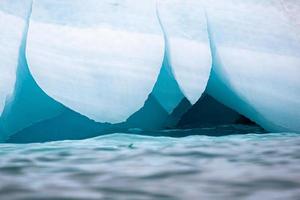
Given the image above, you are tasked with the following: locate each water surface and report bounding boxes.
[0,132,300,200]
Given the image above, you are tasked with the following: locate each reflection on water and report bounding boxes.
[0,132,300,200]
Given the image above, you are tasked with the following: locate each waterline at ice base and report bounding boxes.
[0,0,299,143]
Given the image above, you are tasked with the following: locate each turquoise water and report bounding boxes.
[0,132,300,200]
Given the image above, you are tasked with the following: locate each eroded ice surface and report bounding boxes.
[27,0,165,123]
[0,0,31,114]
[151,53,184,114]
[204,0,300,132]
[0,0,67,142]
[157,0,211,104]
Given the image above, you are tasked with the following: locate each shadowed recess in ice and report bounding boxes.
[7,91,265,143]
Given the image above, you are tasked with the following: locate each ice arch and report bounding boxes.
[26,0,165,123]
[203,0,300,132]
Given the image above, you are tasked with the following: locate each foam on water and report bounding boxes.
[0,132,300,200]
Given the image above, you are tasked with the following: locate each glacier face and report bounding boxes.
[0,0,300,142]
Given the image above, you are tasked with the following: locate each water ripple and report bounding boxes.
[0,133,300,199]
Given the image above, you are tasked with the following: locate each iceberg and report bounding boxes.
[1,0,300,142]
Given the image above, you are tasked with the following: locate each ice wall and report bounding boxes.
[203,0,300,132]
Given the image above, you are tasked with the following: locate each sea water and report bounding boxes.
[0,132,300,200]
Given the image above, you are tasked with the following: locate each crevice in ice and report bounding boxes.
[153,0,186,113]
[150,52,185,114]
